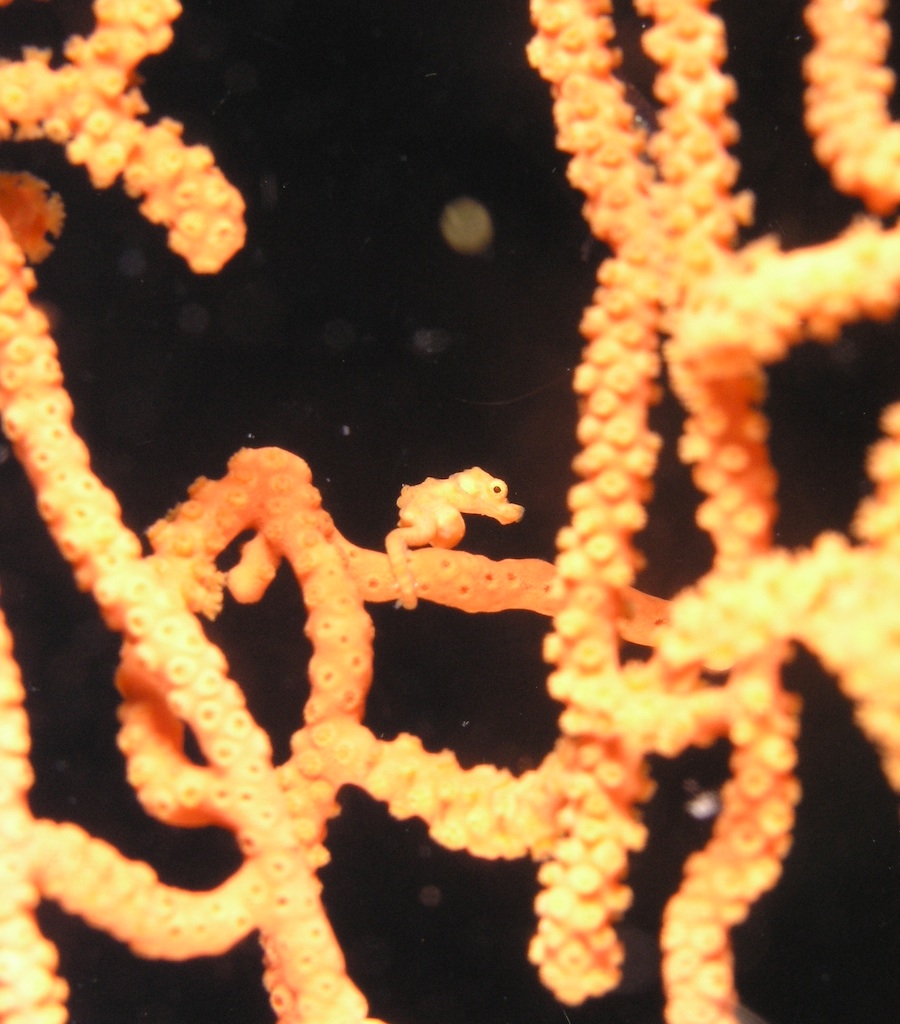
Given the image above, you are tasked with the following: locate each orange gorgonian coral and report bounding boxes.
[0,1,898,1024]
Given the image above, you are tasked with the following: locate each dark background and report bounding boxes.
[0,1,898,1022]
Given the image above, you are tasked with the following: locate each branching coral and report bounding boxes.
[0,2,897,1024]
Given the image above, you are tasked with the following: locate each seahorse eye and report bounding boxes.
[490,480,507,498]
